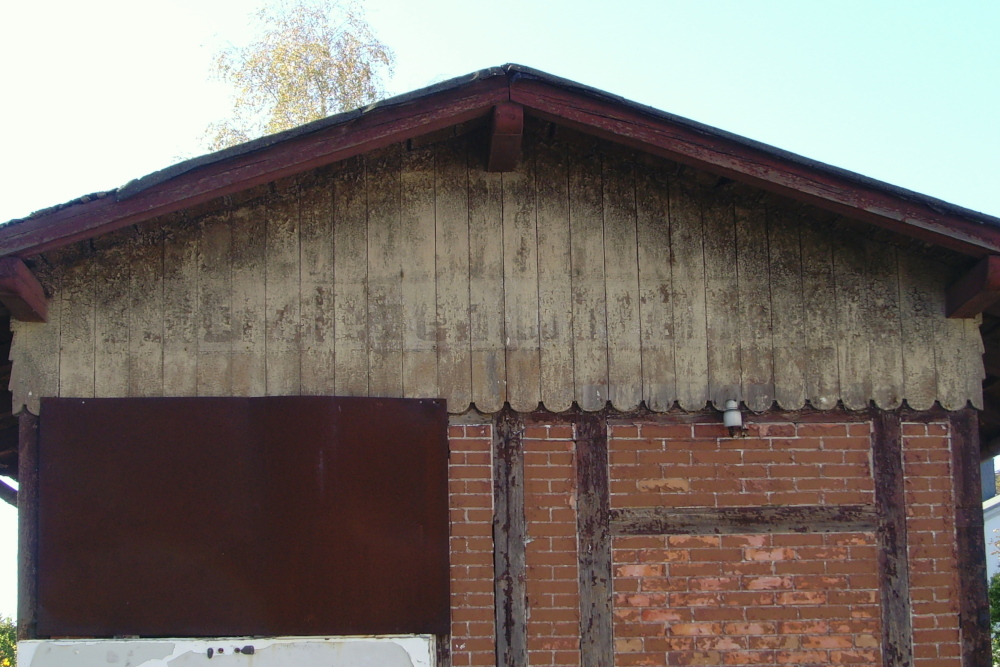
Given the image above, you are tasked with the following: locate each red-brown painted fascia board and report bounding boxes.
[509,77,1000,257]
[3,64,999,259]
[0,75,509,258]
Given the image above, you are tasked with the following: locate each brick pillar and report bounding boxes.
[525,423,581,667]
[449,423,496,666]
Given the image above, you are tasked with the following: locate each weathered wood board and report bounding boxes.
[9,125,983,415]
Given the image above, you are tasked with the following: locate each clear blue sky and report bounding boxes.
[0,0,998,617]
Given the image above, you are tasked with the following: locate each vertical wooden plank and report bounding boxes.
[265,187,302,396]
[196,211,233,397]
[401,143,440,399]
[603,150,642,412]
[832,230,871,411]
[768,208,806,410]
[576,411,612,667]
[799,220,840,409]
[897,252,939,411]
[872,411,913,667]
[17,411,39,641]
[10,261,61,414]
[162,218,199,396]
[58,251,96,397]
[534,130,574,413]
[735,197,774,412]
[502,146,541,413]
[299,172,336,395]
[950,409,990,667]
[435,137,472,411]
[494,409,527,667]
[636,165,675,412]
[866,240,904,410]
[702,189,740,410]
[965,315,985,411]
[333,157,369,397]
[128,224,164,397]
[367,145,404,398]
[468,156,506,413]
[669,178,709,412]
[92,230,131,398]
[569,143,608,411]
[930,261,967,411]
[231,201,267,396]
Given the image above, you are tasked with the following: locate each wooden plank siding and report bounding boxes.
[9,125,984,416]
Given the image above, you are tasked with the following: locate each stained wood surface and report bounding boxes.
[872,412,913,667]
[611,504,877,535]
[569,138,608,411]
[703,187,739,410]
[298,171,336,396]
[950,410,991,666]
[575,412,612,667]
[17,411,39,640]
[603,151,642,412]
[493,410,527,667]
[332,158,368,397]
[635,165,675,412]
[670,178,709,411]
[534,132,574,412]
[767,208,805,410]
[10,128,982,415]
[502,141,540,412]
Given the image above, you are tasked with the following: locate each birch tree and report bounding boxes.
[204,0,394,150]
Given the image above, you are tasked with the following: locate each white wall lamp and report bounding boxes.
[723,399,744,436]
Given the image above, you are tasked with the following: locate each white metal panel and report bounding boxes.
[19,635,434,667]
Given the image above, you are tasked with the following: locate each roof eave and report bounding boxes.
[3,63,998,259]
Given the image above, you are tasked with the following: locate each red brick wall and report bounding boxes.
[608,420,881,667]
[525,424,581,667]
[902,421,961,667]
[448,424,495,667]
[447,416,964,667]
[608,421,874,509]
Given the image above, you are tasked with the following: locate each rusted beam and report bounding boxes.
[0,478,15,507]
[576,411,612,667]
[0,257,46,322]
[950,409,990,666]
[947,255,1000,318]
[610,504,877,535]
[872,411,913,667]
[486,103,523,172]
[493,409,527,667]
[17,410,39,641]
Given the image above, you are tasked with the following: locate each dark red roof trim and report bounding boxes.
[2,64,998,258]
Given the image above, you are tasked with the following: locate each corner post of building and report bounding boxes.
[17,410,39,641]
[493,407,527,667]
[950,408,990,666]
[871,409,913,666]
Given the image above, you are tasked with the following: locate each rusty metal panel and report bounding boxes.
[36,396,449,638]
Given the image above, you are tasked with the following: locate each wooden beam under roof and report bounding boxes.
[947,255,1000,318]
[0,257,47,322]
[487,102,523,172]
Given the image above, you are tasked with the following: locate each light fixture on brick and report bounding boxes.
[723,399,744,434]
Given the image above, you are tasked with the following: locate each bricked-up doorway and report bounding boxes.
[29,396,450,638]
[473,408,989,667]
